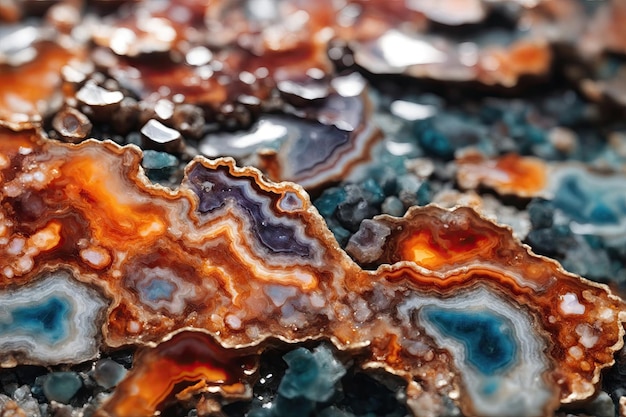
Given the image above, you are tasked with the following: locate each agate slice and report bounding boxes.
[0,39,80,130]
[200,73,382,190]
[352,30,552,88]
[456,152,626,243]
[0,131,623,417]
[0,269,107,367]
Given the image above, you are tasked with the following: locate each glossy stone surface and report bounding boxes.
[420,308,517,376]
[1,1,626,416]
[279,345,345,402]
[456,153,548,197]
[100,331,256,417]
[0,41,79,130]
[42,372,82,404]
[200,73,382,190]
[0,130,623,417]
[0,269,107,367]
[399,286,553,417]
[455,154,626,245]
[91,359,127,390]
[248,344,346,417]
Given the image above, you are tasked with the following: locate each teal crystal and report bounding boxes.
[315,188,347,217]
[248,344,346,417]
[141,150,178,182]
[360,178,385,205]
[92,359,128,389]
[279,345,345,401]
[42,372,82,404]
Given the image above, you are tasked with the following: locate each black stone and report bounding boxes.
[140,119,184,153]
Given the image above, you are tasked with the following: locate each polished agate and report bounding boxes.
[456,152,626,242]
[0,130,623,417]
[1,0,626,415]
[200,73,382,190]
[0,269,107,367]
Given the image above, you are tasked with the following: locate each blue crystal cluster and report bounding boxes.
[231,344,409,417]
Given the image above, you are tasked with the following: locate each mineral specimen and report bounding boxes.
[0,269,107,367]
[41,371,82,404]
[2,1,626,417]
[0,39,79,130]
[200,73,382,190]
[456,152,549,198]
[100,331,256,417]
[248,344,346,417]
[456,153,626,244]
[0,128,623,417]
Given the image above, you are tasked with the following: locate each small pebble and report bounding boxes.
[314,188,346,218]
[382,196,404,217]
[279,345,345,401]
[141,119,185,153]
[528,199,554,229]
[584,391,615,417]
[416,182,432,206]
[173,104,205,138]
[360,178,385,205]
[76,83,123,107]
[111,97,139,134]
[52,107,92,143]
[10,385,41,417]
[42,372,82,404]
[92,359,127,390]
[142,150,178,170]
[336,198,377,232]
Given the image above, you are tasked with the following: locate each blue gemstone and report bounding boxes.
[141,150,178,170]
[93,359,128,389]
[421,307,517,375]
[360,178,385,205]
[278,345,345,402]
[417,126,454,160]
[416,182,431,206]
[0,296,70,344]
[142,150,179,182]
